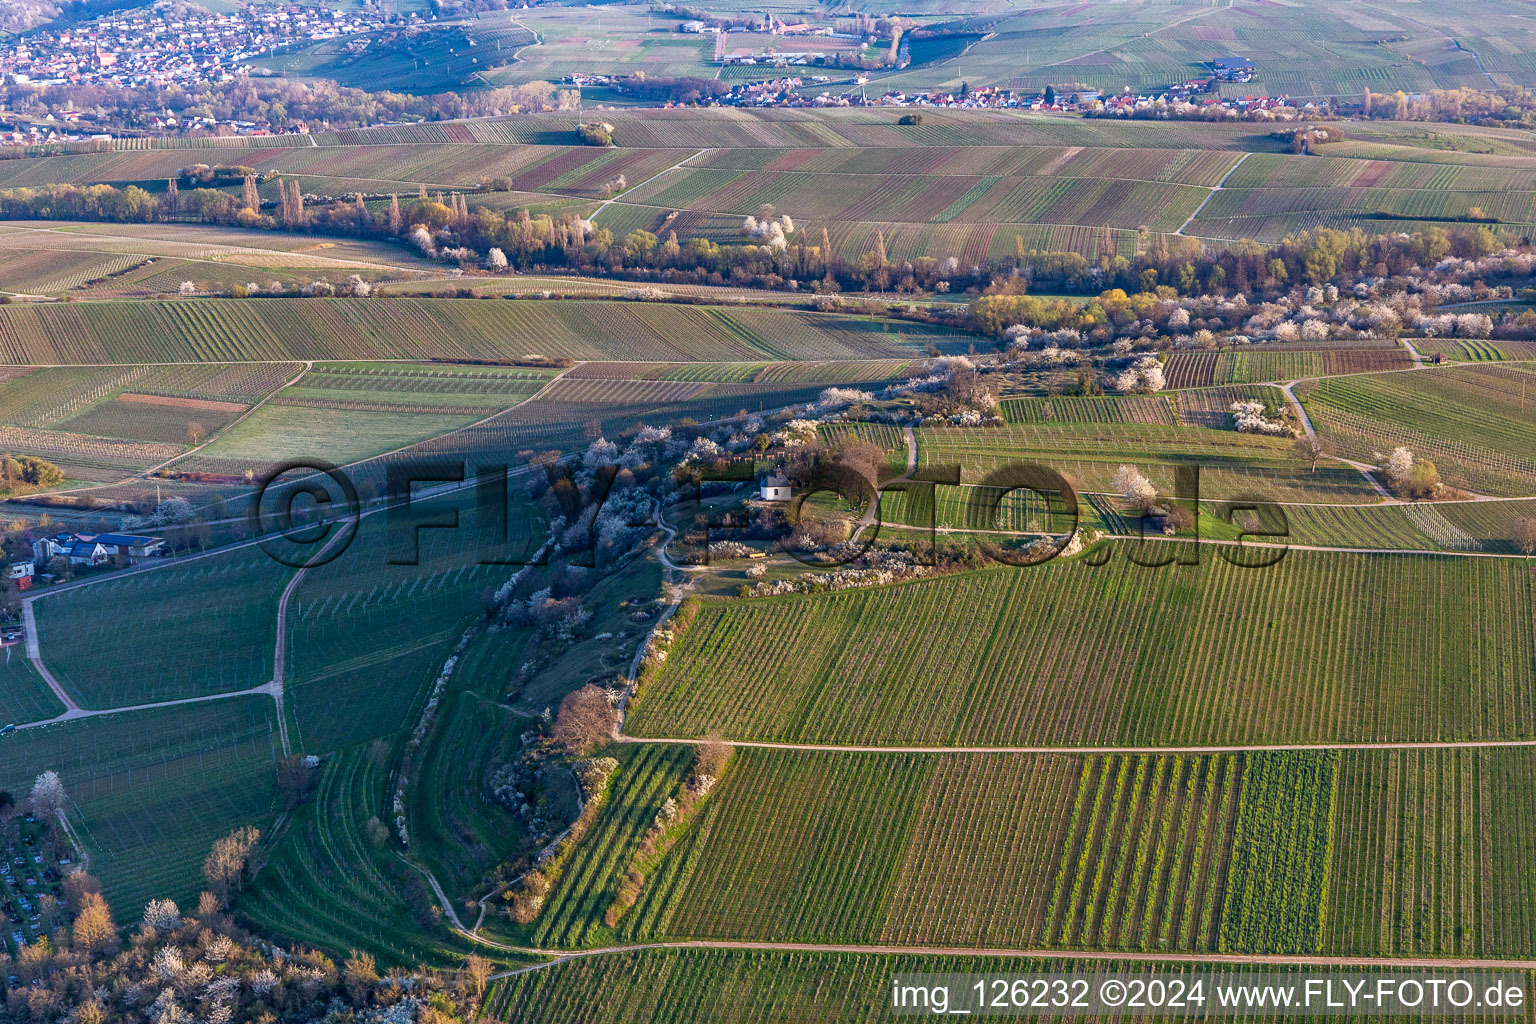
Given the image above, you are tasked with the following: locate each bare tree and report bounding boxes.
[72,891,117,955]
[1516,517,1536,557]
[203,826,260,906]
[1293,435,1332,473]
[551,684,618,756]
[275,754,317,809]
[343,950,378,1002]
[185,421,206,445]
[694,734,733,779]
[460,954,493,1001]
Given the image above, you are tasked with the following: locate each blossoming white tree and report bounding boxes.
[1114,464,1158,509]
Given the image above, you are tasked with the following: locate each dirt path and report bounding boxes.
[1176,152,1250,236]
[14,680,280,732]
[141,360,312,479]
[1279,379,1398,500]
[486,939,1536,982]
[53,808,90,871]
[852,425,919,541]
[265,526,353,758]
[591,151,709,222]
[617,733,1536,756]
[21,599,80,717]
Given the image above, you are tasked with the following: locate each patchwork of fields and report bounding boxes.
[3,97,1536,1007]
[14,111,1536,267]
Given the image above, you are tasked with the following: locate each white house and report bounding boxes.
[32,531,164,567]
[31,533,73,565]
[759,472,791,502]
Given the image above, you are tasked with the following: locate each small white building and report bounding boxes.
[759,472,791,502]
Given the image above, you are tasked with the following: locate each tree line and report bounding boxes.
[0,75,577,136]
[0,177,1520,314]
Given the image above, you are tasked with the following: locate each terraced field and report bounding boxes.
[238,744,493,966]
[405,633,532,897]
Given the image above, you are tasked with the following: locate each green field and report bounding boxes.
[278,361,556,414]
[1300,365,1536,495]
[1250,498,1536,554]
[182,403,482,474]
[0,299,973,364]
[914,423,1380,504]
[489,949,1536,1023]
[488,744,1536,959]
[630,551,1536,747]
[284,491,540,754]
[34,546,292,708]
[0,653,66,724]
[0,699,279,915]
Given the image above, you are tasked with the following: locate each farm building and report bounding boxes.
[1212,57,1255,82]
[32,531,164,566]
[759,472,791,501]
[86,533,166,559]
